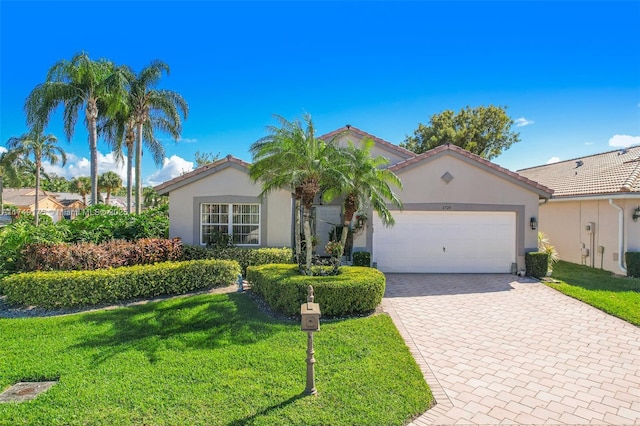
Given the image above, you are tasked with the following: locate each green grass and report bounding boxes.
[0,293,432,425]
[548,260,640,326]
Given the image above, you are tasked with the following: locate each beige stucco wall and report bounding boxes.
[331,133,409,166]
[389,155,542,270]
[538,197,640,274]
[167,166,292,247]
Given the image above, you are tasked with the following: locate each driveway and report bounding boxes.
[382,274,640,425]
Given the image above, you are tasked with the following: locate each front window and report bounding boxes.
[201,203,260,245]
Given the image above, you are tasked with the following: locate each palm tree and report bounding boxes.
[99,105,136,212]
[143,186,167,209]
[129,60,188,214]
[323,137,403,258]
[98,171,122,206]
[6,128,66,225]
[71,176,91,206]
[24,52,131,206]
[250,114,340,274]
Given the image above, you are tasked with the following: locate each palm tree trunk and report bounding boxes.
[34,160,41,226]
[302,206,313,275]
[135,123,143,214]
[294,197,302,265]
[87,99,99,206]
[0,175,3,214]
[126,143,134,213]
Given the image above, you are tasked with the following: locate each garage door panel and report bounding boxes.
[373,211,515,273]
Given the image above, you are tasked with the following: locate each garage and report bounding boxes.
[372,211,516,273]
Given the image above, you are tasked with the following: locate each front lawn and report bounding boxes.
[548,261,640,326]
[0,293,432,425]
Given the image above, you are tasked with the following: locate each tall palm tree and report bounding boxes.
[98,171,122,206]
[6,128,67,225]
[24,52,130,206]
[250,114,341,274]
[129,60,188,214]
[143,186,167,208]
[323,137,403,258]
[99,105,136,212]
[71,176,91,206]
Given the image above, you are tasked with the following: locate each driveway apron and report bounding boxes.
[382,274,640,425]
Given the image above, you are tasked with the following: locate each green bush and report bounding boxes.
[1,259,240,309]
[625,252,640,277]
[247,264,385,317]
[181,245,293,275]
[525,252,549,278]
[352,251,371,267]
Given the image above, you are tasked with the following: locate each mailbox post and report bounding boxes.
[301,285,320,395]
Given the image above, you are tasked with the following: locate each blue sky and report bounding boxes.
[1,1,639,186]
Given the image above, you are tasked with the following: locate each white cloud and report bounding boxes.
[0,146,7,154]
[178,137,198,143]
[515,117,534,127]
[546,156,560,164]
[585,142,594,145]
[42,151,127,181]
[146,155,194,187]
[608,134,640,148]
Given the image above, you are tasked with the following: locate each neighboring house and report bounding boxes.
[2,188,68,222]
[155,126,552,273]
[518,146,640,275]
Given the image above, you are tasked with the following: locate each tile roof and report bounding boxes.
[517,146,640,197]
[389,143,553,197]
[319,125,415,159]
[2,188,64,208]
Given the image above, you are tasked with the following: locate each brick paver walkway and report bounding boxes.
[383,274,640,425]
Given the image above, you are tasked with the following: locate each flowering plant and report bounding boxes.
[325,241,343,257]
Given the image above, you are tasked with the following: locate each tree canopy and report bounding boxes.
[400,105,521,160]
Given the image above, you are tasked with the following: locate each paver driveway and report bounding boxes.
[382,274,640,425]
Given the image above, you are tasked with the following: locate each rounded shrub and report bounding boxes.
[247,264,385,317]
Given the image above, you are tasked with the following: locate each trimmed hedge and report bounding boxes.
[525,252,549,278]
[181,245,293,275]
[1,259,240,309]
[625,252,640,277]
[16,238,183,272]
[247,264,385,317]
[352,251,371,267]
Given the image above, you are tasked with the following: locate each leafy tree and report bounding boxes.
[143,186,167,209]
[6,128,66,225]
[0,149,23,210]
[194,149,220,167]
[323,137,403,258]
[98,171,123,206]
[24,52,130,206]
[129,60,188,214]
[41,174,71,192]
[401,105,521,160]
[71,176,91,206]
[250,114,340,274]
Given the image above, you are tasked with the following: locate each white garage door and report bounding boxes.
[373,211,516,273]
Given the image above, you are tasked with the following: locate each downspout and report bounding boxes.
[609,199,627,274]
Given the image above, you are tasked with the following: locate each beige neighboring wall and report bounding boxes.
[539,197,639,274]
[166,166,292,247]
[393,154,543,270]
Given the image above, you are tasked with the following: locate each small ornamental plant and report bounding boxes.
[325,241,344,258]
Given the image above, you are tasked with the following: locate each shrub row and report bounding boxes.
[1,259,241,309]
[181,245,293,275]
[247,264,385,317]
[16,238,183,272]
[525,252,549,278]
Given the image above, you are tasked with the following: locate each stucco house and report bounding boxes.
[518,146,640,275]
[2,188,67,222]
[155,126,552,273]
